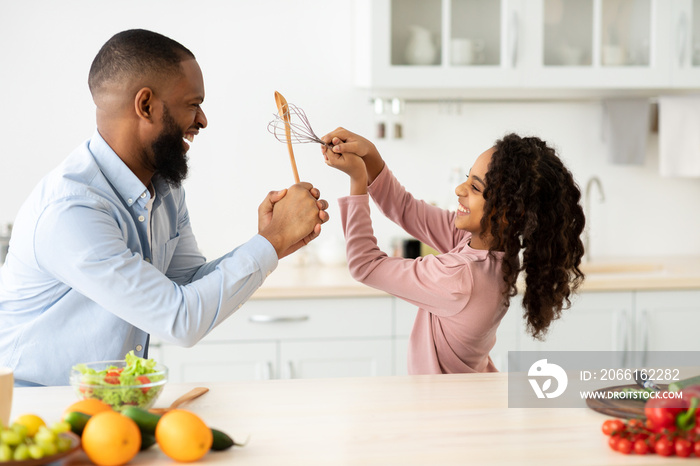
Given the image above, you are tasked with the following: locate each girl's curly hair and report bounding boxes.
[481,134,585,340]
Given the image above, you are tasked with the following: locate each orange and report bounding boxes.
[64,398,113,417]
[155,409,213,462]
[81,411,141,466]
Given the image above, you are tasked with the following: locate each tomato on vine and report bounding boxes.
[633,439,649,455]
[616,438,633,454]
[655,436,674,457]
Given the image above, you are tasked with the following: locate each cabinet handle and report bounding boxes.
[509,10,520,67]
[258,361,272,380]
[615,310,629,366]
[639,309,649,365]
[677,12,688,66]
[283,361,295,379]
[248,315,309,323]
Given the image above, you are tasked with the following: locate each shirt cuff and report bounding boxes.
[250,234,279,276]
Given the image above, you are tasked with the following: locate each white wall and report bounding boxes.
[2,0,699,263]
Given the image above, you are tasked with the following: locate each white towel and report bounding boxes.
[602,99,650,165]
[658,95,700,177]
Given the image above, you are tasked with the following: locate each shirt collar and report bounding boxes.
[88,129,172,207]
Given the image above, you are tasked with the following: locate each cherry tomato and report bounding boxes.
[627,419,643,429]
[675,438,693,458]
[136,375,151,394]
[693,441,700,457]
[608,435,621,451]
[616,438,633,454]
[105,369,123,384]
[655,437,674,457]
[633,439,649,455]
[602,419,625,436]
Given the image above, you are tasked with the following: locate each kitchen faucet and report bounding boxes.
[583,176,605,262]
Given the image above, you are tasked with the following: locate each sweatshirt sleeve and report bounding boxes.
[367,165,467,254]
[338,194,473,317]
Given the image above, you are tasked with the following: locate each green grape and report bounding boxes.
[50,420,71,434]
[0,429,22,446]
[34,425,56,445]
[57,435,72,453]
[13,443,29,461]
[40,440,57,456]
[10,422,28,440]
[28,443,44,460]
[0,443,12,462]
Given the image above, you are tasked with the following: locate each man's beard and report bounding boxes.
[150,106,189,188]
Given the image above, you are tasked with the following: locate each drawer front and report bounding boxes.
[204,297,393,341]
[394,299,418,337]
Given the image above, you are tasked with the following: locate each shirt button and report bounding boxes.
[145,257,151,263]
[138,215,145,222]
[127,198,133,205]
[136,345,143,352]
[141,192,147,198]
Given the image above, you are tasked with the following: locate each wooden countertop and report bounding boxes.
[12,373,681,465]
[252,256,700,299]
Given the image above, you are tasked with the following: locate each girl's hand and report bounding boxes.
[321,127,379,159]
[321,127,386,185]
[324,146,368,195]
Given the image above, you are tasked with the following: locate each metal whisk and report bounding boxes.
[267,101,327,146]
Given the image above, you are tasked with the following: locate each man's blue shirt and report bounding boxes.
[0,131,277,386]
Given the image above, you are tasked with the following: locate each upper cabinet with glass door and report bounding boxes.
[529,0,670,88]
[354,0,697,96]
[669,0,700,86]
[353,0,524,92]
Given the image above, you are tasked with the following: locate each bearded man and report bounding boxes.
[0,29,328,386]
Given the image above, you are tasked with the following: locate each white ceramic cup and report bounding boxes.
[602,45,626,66]
[0,367,13,427]
[451,38,485,66]
[451,38,475,65]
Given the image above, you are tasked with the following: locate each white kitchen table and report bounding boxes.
[11,373,681,465]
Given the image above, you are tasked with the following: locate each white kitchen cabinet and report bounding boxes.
[157,341,278,383]
[635,290,700,358]
[518,291,635,354]
[515,289,700,367]
[154,289,700,382]
[279,339,393,379]
[354,0,692,95]
[154,297,394,383]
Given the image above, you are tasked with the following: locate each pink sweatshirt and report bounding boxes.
[338,166,507,375]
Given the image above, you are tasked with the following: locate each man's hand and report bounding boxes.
[258,183,329,259]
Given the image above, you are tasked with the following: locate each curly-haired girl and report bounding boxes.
[321,128,585,374]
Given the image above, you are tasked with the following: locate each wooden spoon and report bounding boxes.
[274,91,301,183]
[149,387,209,414]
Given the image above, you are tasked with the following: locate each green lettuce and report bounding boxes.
[72,351,165,411]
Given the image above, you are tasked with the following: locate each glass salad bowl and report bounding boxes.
[69,358,168,412]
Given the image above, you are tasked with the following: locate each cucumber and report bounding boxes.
[63,411,91,436]
[669,375,700,392]
[211,428,236,451]
[139,433,157,451]
[121,406,162,436]
[121,406,239,451]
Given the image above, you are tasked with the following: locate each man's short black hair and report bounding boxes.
[88,29,195,96]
